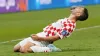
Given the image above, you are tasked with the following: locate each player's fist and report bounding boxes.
[31,34,39,41]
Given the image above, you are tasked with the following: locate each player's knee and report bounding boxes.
[20,50,26,53]
[13,45,20,52]
[14,48,17,52]
[20,47,27,53]
[13,47,17,52]
[27,48,33,53]
[20,49,26,53]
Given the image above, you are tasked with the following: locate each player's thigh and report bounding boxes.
[20,41,36,53]
[14,37,29,52]
[19,37,31,47]
[19,37,38,47]
[23,41,36,48]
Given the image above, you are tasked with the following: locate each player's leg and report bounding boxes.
[14,37,31,52]
[19,40,52,53]
[19,37,52,53]
[20,40,60,52]
[16,37,58,53]
[30,46,52,52]
[20,44,61,53]
[13,43,21,52]
[20,41,35,53]
[20,43,52,53]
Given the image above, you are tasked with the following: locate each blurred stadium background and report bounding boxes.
[0,0,100,56]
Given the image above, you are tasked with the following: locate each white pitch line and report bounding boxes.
[0,38,24,44]
[0,25,100,44]
[75,25,100,31]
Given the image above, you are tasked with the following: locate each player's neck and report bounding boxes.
[68,14,77,22]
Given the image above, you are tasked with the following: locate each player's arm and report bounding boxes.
[31,34,60,42]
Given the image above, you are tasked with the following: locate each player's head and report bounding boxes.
[70,6,88,21]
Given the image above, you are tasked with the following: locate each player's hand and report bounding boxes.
[31,34,39,41]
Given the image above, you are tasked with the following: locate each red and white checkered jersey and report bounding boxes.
[43,18,76,39]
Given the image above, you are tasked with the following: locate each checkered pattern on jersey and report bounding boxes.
[44,19,76,39]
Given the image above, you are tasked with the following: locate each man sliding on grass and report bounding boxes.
[14,6,88,53]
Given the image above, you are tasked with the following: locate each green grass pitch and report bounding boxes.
[0,5,100,56]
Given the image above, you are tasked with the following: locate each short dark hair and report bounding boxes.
[77,7,89,21]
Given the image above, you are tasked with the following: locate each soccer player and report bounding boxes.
[14,6,88,53]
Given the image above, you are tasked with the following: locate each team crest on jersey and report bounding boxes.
[61,30,68,36]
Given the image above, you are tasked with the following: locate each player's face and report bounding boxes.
[71,7,84,17]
